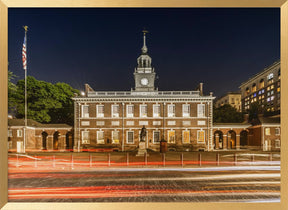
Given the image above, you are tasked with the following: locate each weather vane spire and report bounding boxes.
[142,29,148,53]
[23,25,28,32]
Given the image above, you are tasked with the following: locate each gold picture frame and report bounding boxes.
[1,0,287,209]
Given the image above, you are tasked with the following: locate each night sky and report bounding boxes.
[8,8,280,98]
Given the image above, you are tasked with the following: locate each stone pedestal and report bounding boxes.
[136,141,148,156]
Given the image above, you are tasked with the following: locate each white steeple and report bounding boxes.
[141,30,148,53]
[133,30,156,92]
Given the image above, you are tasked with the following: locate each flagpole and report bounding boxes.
[23,26,28,153]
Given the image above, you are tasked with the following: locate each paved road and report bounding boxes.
[8,166,280,202]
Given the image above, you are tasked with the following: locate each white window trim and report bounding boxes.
[140,104,148,118]
[97,105,104,118]
[153,131,160,144]
[197,104,205,118]
[126,105,134,118]
[81,130,90,144]
[8,130,13,137]
[167,130,175,144]
[275,139,280,148]
[265,128,271,136]
[182,104,190,117]
[17,129,22,137]
[197,130,205,143]
[112,131,120,144]
[126,131,134,144]
[275,128,280,136]
[182,130,190,144]
[97,130,105,144]
[168,104,175,117]
[81,105,89,118]
[111,104,119,118]
[153,104,160,117]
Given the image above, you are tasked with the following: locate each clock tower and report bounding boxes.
[133,30,156,92]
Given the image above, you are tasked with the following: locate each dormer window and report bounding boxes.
[252,83,256,92]
[259,79,264,89]
[245,87,250,96]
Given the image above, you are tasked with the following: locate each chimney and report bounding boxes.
[85,84,94,96]
[199,83,203,96]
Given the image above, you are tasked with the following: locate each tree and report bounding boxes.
[12,76,79,125]
[213,104,243,123]
[8,70,17,113]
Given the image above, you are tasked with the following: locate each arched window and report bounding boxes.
[259,79,264,89]
[245,87,250,96]
[252,83,257,92]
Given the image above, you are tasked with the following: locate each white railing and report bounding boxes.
[87,90,200,97]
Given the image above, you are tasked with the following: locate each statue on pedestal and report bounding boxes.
[140,125,146,142]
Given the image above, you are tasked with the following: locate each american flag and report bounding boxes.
[22,35,27,70]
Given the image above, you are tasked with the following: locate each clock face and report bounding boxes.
[141,78,148,86]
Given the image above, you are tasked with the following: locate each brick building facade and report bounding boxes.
[8,119,73,152]
[73,32,215,152]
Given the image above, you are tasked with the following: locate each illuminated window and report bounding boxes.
[252,83,257,92]
[153,104,160,117]
[182,104,190,117]
[182,130,190,144]
[168,130,175,143]
[168,104,175,117]
[111,105,119,118]
[112,131,119,144]
[277,87,280,92]
[97,131,104,144]
[267,73,274,80]
[97,105,104,118]
[82,131,90,144]
[140,104,148,117]
[126,105,134,118]
[259,79,265,89]
[197,130,205,143]
[265,128,271,135]
[17,130,22,137]
[82,105,89,118]
[245,87,250,96]
[271,85,274,89]
[197,104,205,118]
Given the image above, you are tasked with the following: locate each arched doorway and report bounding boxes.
[66,132,74,151]
[240,130,248,148]
[42,132,48,150]
[53,131,60,150]
[228,130,236,149]
[214,131,223,149]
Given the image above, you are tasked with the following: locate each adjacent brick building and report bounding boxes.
[8,119,73,152]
